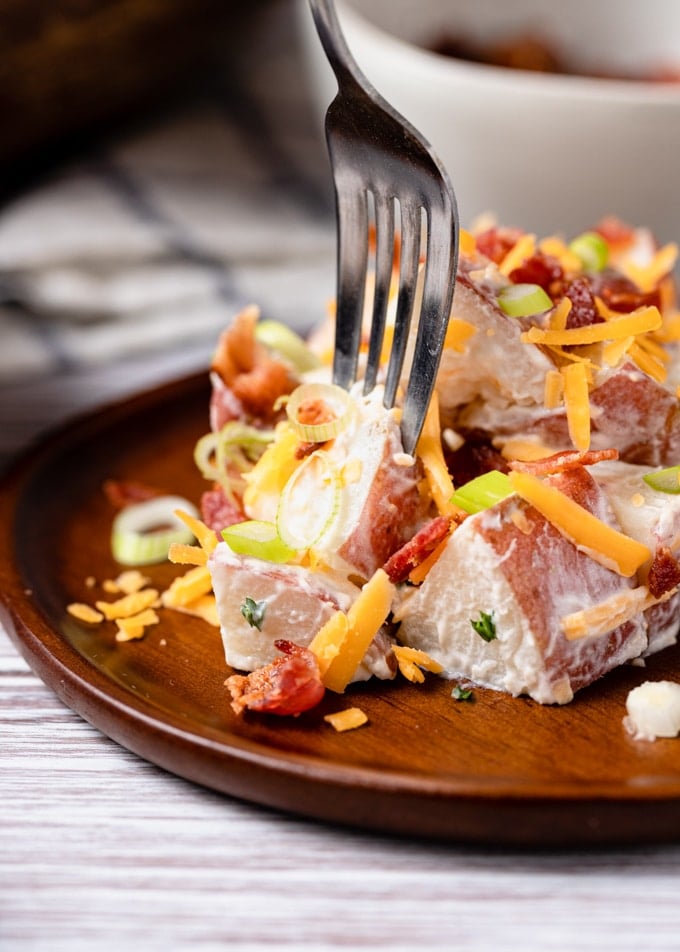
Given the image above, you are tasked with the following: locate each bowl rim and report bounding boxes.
[339,0,680,104]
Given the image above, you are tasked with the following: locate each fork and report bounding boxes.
[308,0,460,454]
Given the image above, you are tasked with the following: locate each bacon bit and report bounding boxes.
[103,479,164,509]
[509,448,618,476]
[475,226,524,265]
[200,486,245,532]
[211,307,297,421]
[297,397,336,427]
[594,216,635,251]
[648,546,680,599]
[563,276,603,328]
[508,252,563,292]
[591,272,661,313]
[231,358,297,420]
[295,440,321,460]
[383,515,455,583]
[226,640,325,716]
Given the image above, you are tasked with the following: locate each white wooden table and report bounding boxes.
[3,4,680,948]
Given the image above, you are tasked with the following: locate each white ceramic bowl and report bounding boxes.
[299,0,680,244]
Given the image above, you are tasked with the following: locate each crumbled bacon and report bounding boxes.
[509,448,619,477]
[383,515,455,583]
[648,546,680,599]
[102,479,164,509]
[200,486,245,532]
[509,252,563,293]
[226,640,325,716]
[563,276,603,328]
[593,215,635,251]
[475,226,524,265]
[591,272,662,313]
[211,306,298,422]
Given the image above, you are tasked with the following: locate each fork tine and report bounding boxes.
[400,203,458,454]
[332,183,369,389]
[363,191,395,393]
[383,200,421,409]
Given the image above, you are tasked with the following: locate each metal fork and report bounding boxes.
[308,0,460,454]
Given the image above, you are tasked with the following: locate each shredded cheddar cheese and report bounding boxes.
[538,237,581,274]
[309,568,395,693]
[161,566,213,608]
[415,392,459,517]
[547,297,572,331]
[95,588,160,620]
[507,470,651,577]
[560,361,591,452]
[115,608,160,643]
[561,587,673,641]
[444,317,476,352]
[393,645,443,683]
[168,542,208,566]
[543,369,563,410]
[522,306,662,346]
[66,603,104,625]
[175,509,218,555]
[460,229,476,256]
[498,233,536,276]
[619,242,678,293]
[323,708,368,732]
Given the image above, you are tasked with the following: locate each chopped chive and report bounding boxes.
[241,596,267,631]
[471,610,496,642]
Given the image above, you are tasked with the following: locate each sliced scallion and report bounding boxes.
[193,422,275,496]
[642,466,680,494]
[254,320,321,373]
[276,450,340,550]
[111,495,199,566]
[450,470,514,515]
[222,520,297,563]
[568,231,609,273]
[497,283,553,318]
[285,382,355,443]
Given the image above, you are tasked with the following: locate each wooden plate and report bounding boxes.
[3,373,680,848]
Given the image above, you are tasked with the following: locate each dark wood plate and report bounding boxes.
[3,372,680,847]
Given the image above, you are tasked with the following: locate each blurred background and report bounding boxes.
[0,0,336,466]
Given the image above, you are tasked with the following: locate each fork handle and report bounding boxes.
[307,0,367,94]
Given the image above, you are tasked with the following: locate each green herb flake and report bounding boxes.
[452,684,474,701]
[241,596,267,631]
[470,610,496,642]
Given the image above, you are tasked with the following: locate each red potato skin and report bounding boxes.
[476,466,646,696]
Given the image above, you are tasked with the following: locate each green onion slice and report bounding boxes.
[111,495,199,566]
[276,450,340,550]
[568,231,609,273]
[194,422,275,497]
[222,520,297,563]
[497,283,553,317]
[285,382,355,443]
[450,470,514,515]
[642,466,680,494]
[255,320,321,373]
